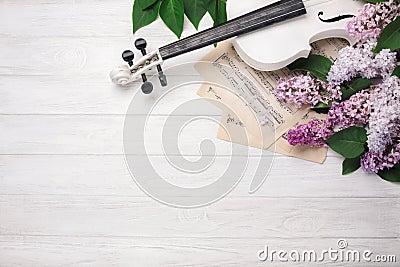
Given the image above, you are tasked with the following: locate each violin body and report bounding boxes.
[229,0,364,71]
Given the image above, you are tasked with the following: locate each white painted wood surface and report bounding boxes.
[0,0,399,266]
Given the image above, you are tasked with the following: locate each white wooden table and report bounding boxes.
[0,1,399,266]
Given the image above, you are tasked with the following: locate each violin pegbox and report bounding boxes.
[109,38,166,94]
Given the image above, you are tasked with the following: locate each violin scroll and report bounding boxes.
[109,38,166,93]
[110,65,132,86]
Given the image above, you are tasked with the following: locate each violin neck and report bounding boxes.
[159,0,306,61]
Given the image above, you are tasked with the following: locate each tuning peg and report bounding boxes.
[135,38,147,55]
[141,81,153,94]
[122,50,135,66]
[157,65,167,87]
[135,38,153,93]
[141,74,153,94]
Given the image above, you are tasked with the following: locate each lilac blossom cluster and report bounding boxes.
[286,90,372,147]
[325,89,372,131]
[281,1,400,175]
[275,74,341,108]
[367,76,400,154]
[327,40,397,85]
[346,0,400,41]
[287,79,400,174]
[286,119,331,147]
[361,142,400,173]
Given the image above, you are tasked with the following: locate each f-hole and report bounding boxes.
[318,11,355,23]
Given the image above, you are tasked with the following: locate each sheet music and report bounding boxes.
[196,38,348,163]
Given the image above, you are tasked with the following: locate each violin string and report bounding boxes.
[160,0,305,56]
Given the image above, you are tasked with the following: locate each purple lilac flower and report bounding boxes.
[325,89,372,131]
[367,76,400,153]
[275,74,341,108]
[346,0,400,41]
[287,118,332,147]
[327,40,397,86]
[361,142,400,173]
[287,90,373,147]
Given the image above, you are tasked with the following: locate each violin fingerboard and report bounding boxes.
[159,0,306,60]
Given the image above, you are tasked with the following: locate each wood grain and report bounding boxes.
[0,0,162,37]
[0,37,211,76]
[1,195,398,238]
[1,236,398,266]
[0,75,222,115]
[0,115,364,156]
[1,155,399,198]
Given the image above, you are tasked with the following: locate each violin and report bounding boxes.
[110,0,363,94]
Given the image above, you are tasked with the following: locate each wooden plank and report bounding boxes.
[0,195,398,238]
[0,115,272,155]
[0,0,214,77]
[0,115,342,156]
[0,37,212,76]
[0,75,222,115]
[0,115,125,154]
[0,235,399,266]
[0,0,200,38]
[0,155,398,198]
[0,76,140,114]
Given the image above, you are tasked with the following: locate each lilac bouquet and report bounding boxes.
[275,0,400,181]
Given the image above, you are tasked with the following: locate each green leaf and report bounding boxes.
[341,78,372,100]
[392,66,400,78]
[311,102,331,114]
[348,77,372,91]
[373,16,400,53]
[326,126,368,158]
[139,0,159,10]
[160,0,185,38]
[207,0,227,46]
[287,55,332,81]
[378,163,400,182]
[207,0,227,26]
[342,156,361,175]
[184,0,209,30]
[132,0,160,33]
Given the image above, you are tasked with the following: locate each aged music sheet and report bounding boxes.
[196,39,348,163]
